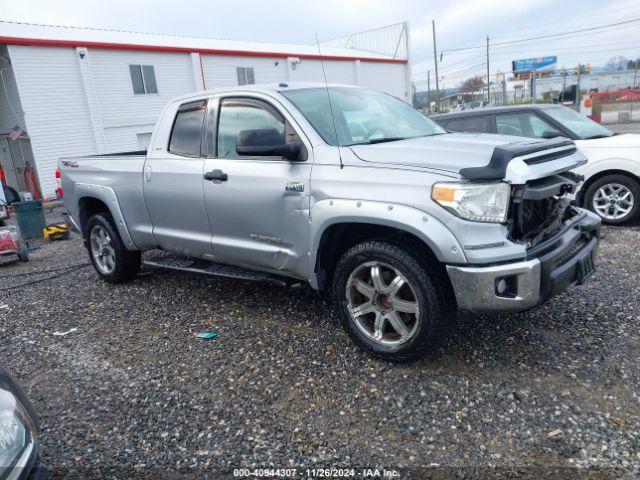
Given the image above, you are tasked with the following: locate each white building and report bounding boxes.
[0,21,410,199]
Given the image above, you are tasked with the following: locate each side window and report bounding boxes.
[168,100,207,157]
[445,116,490,133]
[496,112,555,138]
[217,98,289,158]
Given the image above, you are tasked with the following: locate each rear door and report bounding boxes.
[202,95,312,277]
[143,99,213,258]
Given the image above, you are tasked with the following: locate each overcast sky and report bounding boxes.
[2,0,639,91]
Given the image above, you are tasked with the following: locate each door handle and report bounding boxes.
[204,169,228,182]
[144,164,152,182]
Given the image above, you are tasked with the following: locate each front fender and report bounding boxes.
[309,199,466,288]
[75,183,138,251]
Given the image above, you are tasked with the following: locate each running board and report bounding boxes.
[143,255,291,287]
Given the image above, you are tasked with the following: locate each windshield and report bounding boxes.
[281,87,446,146]
[544,106,613,139]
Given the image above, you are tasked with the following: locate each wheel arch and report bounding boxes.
[309,200,466,290]
[75,184,138,251]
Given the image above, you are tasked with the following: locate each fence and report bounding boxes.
[416,66,640,123]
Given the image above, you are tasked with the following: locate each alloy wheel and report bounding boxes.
[90,225,116,275]
[592,183,634,221]
[345,261,420,346]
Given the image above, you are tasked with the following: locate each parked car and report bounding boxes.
[0,369,46,479]
[431,104,640,224]
[61,83,600,361]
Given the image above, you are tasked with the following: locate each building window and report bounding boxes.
[236,67,255,86]
[129,65,158,94]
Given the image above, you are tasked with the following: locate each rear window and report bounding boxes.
[445,116,491,133]
[168,100,207,157]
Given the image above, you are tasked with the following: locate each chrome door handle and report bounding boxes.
[204,170,228,182]
[144,164,152,182]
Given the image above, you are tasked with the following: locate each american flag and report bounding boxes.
[8,125,23,141]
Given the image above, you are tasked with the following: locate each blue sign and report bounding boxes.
[512,56,557,73]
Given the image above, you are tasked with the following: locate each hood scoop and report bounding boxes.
[460,137,576,181]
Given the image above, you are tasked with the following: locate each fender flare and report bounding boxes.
[75,183,138,251]
[309,199,466,288]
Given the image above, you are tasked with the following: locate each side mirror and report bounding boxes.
[541,129,564,139]
[236,128,301,160]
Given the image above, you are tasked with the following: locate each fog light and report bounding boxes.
[496,278,508,295]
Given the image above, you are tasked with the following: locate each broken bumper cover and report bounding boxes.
[446,210,601,313]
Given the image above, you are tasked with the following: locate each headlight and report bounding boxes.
[432,181,510,223]
[0,389,31,477]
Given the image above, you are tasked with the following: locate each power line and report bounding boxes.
[440,18,640,54]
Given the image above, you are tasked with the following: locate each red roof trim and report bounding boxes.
[0,35,408,64]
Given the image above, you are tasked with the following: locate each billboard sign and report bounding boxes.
[512,56,557,73]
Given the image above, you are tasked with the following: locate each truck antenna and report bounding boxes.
[315,34,344,169]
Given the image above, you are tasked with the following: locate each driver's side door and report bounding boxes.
[202,96,312,278]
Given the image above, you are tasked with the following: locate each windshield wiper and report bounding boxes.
[582,134,612,139]
[348,137,408,146]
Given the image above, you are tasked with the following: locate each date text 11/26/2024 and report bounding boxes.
[233,468,401,478]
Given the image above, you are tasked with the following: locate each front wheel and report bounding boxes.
[584,174,639,225]
[332,239,454,362]
[86,213,141,283]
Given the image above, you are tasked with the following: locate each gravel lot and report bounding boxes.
[1,207,639,479]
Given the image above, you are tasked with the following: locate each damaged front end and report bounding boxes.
[508,171,583,249]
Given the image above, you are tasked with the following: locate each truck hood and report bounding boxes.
[349,132,552,174]
[575,133,640,149]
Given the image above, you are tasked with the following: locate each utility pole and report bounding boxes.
[427,70,431,114]
[576,64,582,112]
[432,20,440,112]
[531,67,536,104]
[486,36,490,104]
[630,61,638,120]
[502,73,507,106]
[561,70,566,103]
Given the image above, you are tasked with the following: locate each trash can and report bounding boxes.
[13,200,46,239]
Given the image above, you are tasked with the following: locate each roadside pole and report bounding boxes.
[486,36,490,104]
[561,70,566,103]
[576,65,581,112]
[432,20,440,112]
[531,67,536,104]
[630,61,638,121]
[427,70,431,114]
[502,73,507,106]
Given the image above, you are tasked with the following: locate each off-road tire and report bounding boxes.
[584,174,640,225]
[332,238,455,362]
[86,213,140,283]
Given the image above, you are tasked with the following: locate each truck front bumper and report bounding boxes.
[446,210,601,314]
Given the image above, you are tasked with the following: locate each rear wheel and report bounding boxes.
[86,213,140,283]
[584,174,639,225]
[332,239,454,362]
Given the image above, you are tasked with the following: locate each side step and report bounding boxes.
[142,254,291,287]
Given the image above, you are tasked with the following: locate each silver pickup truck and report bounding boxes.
[61,83,601,361]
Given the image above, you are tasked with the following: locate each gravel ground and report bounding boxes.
[1,207,639,479]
